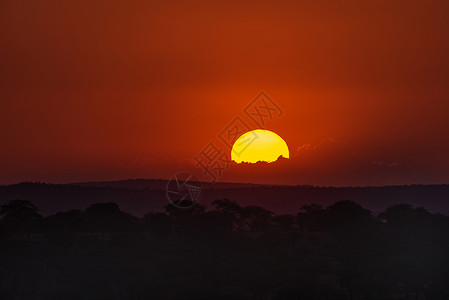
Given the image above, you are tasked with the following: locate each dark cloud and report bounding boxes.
[220,139,417,186]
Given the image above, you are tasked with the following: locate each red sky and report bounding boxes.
[1,0,449,185]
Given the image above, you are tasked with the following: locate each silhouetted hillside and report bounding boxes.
[0,182,165,216]
[1,181,449,216]
[207,184,449,215]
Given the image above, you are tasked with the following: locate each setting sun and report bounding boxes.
[231,129,289,163]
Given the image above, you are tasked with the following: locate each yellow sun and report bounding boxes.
[231,129,289,163]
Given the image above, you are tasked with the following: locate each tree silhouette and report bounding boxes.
[297,203,326,232]
[212,199,244,231]
[324,200,373,233]
[272,214,295,231]
[164,203,206,218]
[42,209,83,233]
[83,202,138,238]
[164,203,207,235]
[0,199,42,240]
[242,205,274,232]
[379,204,433,233]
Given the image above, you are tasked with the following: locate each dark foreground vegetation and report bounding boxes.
[1,199,449,299]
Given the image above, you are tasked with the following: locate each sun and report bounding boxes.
[231,129,289,163]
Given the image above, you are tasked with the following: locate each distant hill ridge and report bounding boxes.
[69,178,272,190]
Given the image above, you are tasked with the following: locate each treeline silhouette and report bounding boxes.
[3,182,449,216]
[1,199,449,299]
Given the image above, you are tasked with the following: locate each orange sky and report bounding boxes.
[1,0,449,185]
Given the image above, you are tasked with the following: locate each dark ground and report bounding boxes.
[1,197,449,299]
